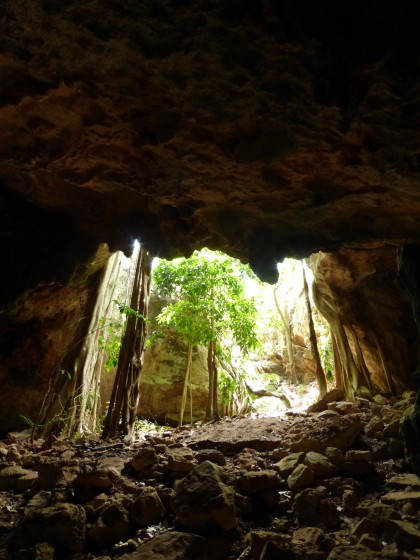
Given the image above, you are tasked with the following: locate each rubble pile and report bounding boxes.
[1,391,419,559]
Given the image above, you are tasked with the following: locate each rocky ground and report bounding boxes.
[1,390,420,560]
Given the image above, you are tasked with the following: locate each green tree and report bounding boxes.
[153,249,260,423]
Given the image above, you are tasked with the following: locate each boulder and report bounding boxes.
[88,502,131,548]
[238,470,281,495]
[276,452,305,477]
[172,461,236,533]
[287,464,315,490]
[304,452,338,478]
[15,503,86,554]
[129,486,165,527]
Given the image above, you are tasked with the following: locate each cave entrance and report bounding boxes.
[92,248,332,435]
[34,243,418,441]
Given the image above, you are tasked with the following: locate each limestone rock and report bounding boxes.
[304,452,338,478]
[387,473,420,489]
[276,452,305,477]
[345,450,372,462]
[384,519,420,552]
[130,447,158,472]
[196,449,226,466]
[294,488,340,529]
[70,469,113,491]
[15,503,86,554]
[166,447,197,473]
[238,469,280,495]
[342,488,359,516]
[288,415,362,452]
[381,490,420,505]
[287,464,315,490]
[246,530,291,558]
[117,531,231,560]
[172,460,236,533]
[327,401,356,415]
[292,527,324,547]
[323,447,345,466]
[0,466,37,491]
[326,545,383,559]
[88,502,131,548]
[307,390,346,413]
[129,486,165,527]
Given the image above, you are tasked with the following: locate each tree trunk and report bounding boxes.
[102,246,152,439]
[212,341,220,420]
[206,340,214,420]
[205,339,219,421]
[302,263,327,398]
[179,343,193,426]
[273,284,297,383]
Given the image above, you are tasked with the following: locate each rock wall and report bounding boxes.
[137,333,209,426]
[0,245,112,435]
[311,244,419,396]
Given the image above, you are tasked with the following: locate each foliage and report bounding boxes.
[320,339,334,382]
[98,315,124,372]
[98,300,159,372]
[153,249,260,351]
[153,250,260,416]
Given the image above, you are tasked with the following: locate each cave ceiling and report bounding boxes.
[1,0,420,302]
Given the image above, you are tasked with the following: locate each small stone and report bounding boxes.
[384,519,420,552]
[327,401,355,414]
[15,471,38,492]
[373,394,389,405]
[172,461,236,533]
[307,389,345,413]
[288,464,315,490]
[387,436,404,459]
[351,517,375,538]
[0,466,35,491]
[341,461,375,476]
[88,502,131,548]
[246,530,290,558]
[15,503,86,554]
[381,490,420,505]
[383,418,401,438]
[323,447,345,465]
[276,452,305,477]
[130,447,158,471]
[195,449,226,466]
[117,531,231,560]
[326,545,383,559]
[292,527,324,547]
[387,473,420,490]
[238,470,280,494]
[167,448,196,473]
[304,452,338,478]
[129,486,165,527]
[294,489,339,528]
[401,502,417,516]
[342,488,359,516]
[70,469,113,491]
[364,417,384,437]
[345,450,372,462]
[357,533,381,551]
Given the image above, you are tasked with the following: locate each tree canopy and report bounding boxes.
[153,249,260,420]
[153,249,259,351]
